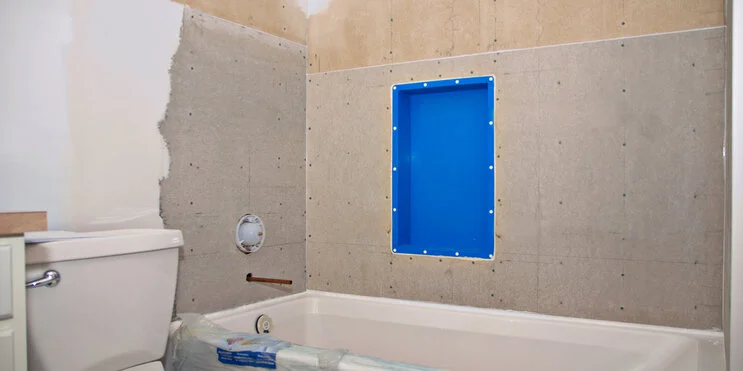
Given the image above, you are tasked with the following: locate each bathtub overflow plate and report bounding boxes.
[235,214,265,254]
[256,314,273,334]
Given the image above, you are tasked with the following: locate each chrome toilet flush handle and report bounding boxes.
[26,270,61,289]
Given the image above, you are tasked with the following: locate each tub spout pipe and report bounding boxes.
[246,273,292,285]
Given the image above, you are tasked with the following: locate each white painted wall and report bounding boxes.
[0,0,183,231]
[730,2,743,369]
[0,0,73,230]
[300,0,329,16]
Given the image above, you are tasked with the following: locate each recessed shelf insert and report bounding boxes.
[391,76,495,259]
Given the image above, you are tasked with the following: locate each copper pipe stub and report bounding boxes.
[246,273,293,285]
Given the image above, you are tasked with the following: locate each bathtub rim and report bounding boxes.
[170,290,724,371]
[189,290,722,342]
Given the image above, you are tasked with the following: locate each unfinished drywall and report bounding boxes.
[0,0,183,231]
[66,0,183,231]
[306,27,725,329]
[307,0,724,72]
[161,9,307,314]
[173,0,308,44]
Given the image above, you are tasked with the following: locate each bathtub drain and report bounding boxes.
[255,314,273,334]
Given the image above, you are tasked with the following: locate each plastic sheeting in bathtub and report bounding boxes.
[165,313,441,371]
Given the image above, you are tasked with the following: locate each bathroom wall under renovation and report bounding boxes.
[306,27,725,329]
[168,0,728,331]
[161,9,307,314]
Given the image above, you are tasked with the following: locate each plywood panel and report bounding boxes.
[390,0,487,63]
[174,0,307,44]
[161,9,306,313]
[624,0,723,36]
[308,0,723,72]
[0,212,46,236]
[306,28,725,328]
[492,0,541,51]
[534,0,623,48]
[307,1,392,72]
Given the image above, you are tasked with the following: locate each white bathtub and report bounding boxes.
[199,291,724,371]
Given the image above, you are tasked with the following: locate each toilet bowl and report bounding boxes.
[24,229,183,371]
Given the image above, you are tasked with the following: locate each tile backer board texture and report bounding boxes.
[161,8,306,314]
[307,0,723,72]
[306,27,725,329]
[173,0,308,44]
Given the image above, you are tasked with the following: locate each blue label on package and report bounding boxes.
[217,348,277,369]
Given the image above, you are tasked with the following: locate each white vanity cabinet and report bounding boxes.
[0,235,26,371]
[0,211,44,371]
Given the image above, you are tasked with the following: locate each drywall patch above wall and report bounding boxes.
[0,1,73,229]
[66,0,183,231]
[0,0,183,231]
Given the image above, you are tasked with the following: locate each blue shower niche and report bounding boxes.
[391,76,495,260]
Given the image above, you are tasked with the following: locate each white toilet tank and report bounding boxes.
[24,229,183,371]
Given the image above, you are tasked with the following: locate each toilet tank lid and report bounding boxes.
[25,229,183,264]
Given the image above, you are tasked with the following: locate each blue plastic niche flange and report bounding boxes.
[391,76,495,260]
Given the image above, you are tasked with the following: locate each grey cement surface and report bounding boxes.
[306,27,725,329]
[161,8,307,314]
